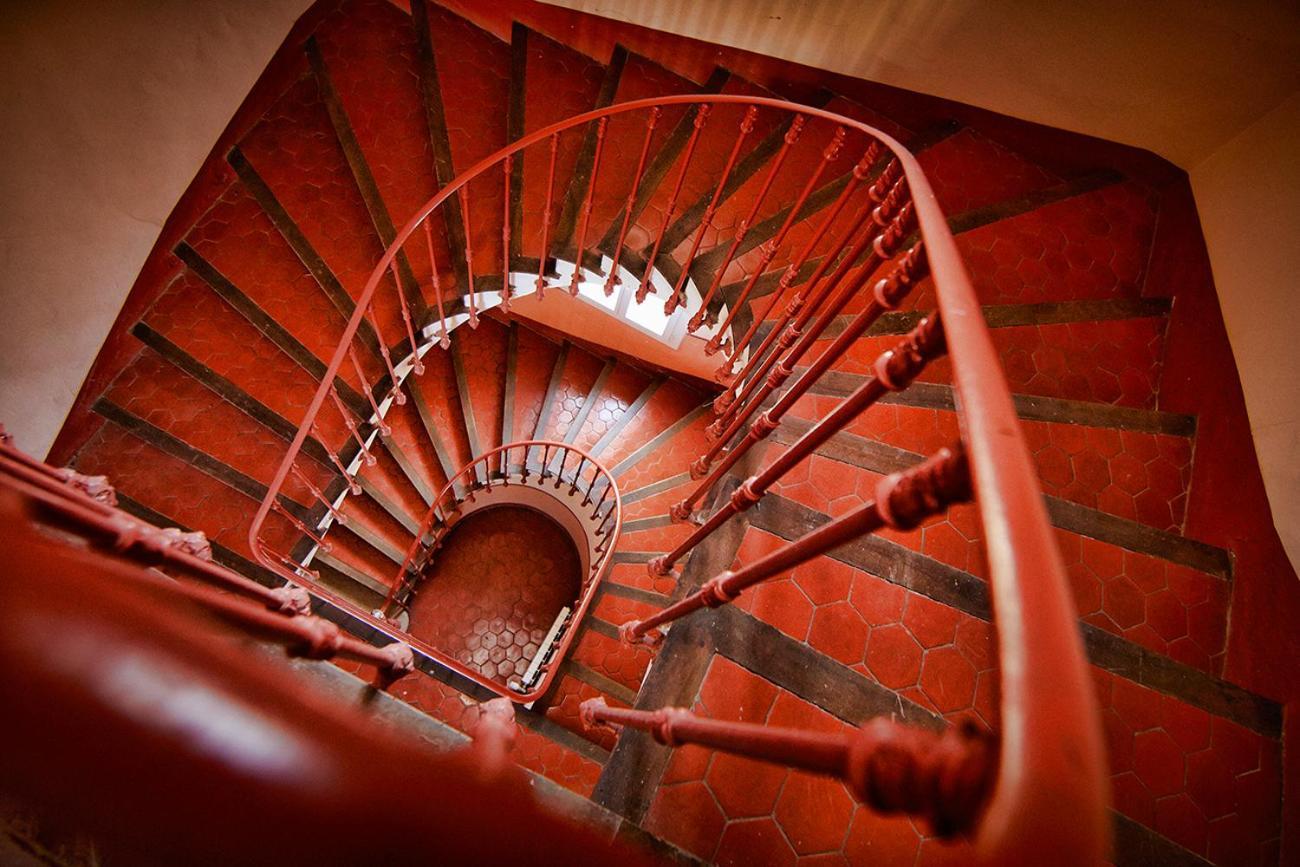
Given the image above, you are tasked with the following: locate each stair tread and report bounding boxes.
[537,345,606,443]
[571,362,654,456]
[818,314,1168,410]
[508,325,563,445]
[452,317,510,458]
[235,76,410,345]
[782,403,1193,537]
[72,422,297,561]
[102,346,335,510]
[515,24,607,259]
[183,184,377,392]
[914,125,1062,216]
[424,0,511,277]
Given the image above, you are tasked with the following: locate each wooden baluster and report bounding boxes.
[605,107,661,297]
[311,422,361,495]
[654,311,943,580]
[291,463,348,524]
[271,500,331,553]
[329,387,375,467]
[348,344,391,437]
[668,105,759,317]
[579,698,995,838]
[389,256,424,375]
[423,220,450,349]
[696,117,819,338]
[459,186,478,327]
[502,155,513,311]
[637,104,711,305]
[570,117,609,296]
[535,132,560,301]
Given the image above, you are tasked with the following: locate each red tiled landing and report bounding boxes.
[509,326,562,444]
[630,75,784,256]
[102,347,331,510]
[388,670,603,797]
[424,1,510,276]
[915,126,1060,217]
[236,77,409,348]
[922,181,1157,311]
[517,28,605,257]
[767,455,1229,675]
[73,422,297,560]
[570,362,652,455]
[580,53,696,251]
[1095,670,1281,863]
[823,315,1168,410]
[407,506,582,687]
[538,346,605,442]
[185,183,384,390]
[315,0,449,295]
[788,393,1193,533]
[598,378,704,471]
[728,529,997,729]
[454,317,509,455]
[405,342,472,470]
[716,97,891,291]
[642,655,976,865]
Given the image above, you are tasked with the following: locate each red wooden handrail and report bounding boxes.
[244,94,1108,863]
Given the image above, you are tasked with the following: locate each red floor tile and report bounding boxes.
[407,505,582,687]
[915,127,1060,217]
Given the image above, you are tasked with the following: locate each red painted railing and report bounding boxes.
[244,95,1107,863]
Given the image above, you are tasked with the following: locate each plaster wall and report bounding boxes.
[0,0,311,457]
[1189,92,1300,569]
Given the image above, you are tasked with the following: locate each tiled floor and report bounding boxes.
[642,655,977,865]
[407,505,582,687]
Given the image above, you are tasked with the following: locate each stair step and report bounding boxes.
[101,346,333,511]
[235,72,411,343]
[915,125,1062,216]
[419,0,511,277]
[511,23,607,264]
[451,317,510,458]
[404,342,474,478]
[535,345,608,443]
[72,421,297,561]
[506,324,563,446]
[314,0,445,314]
[819,312,1168,410]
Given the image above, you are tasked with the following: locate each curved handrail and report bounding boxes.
[383,439,620,618]
[247,95,1107,863]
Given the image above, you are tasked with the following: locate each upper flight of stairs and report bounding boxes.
[51,1,1286,864]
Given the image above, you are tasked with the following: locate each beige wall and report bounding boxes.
[1189,92,1300,567]
[0,0,311,457]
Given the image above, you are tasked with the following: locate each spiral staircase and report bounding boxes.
[11,0,1292,864]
